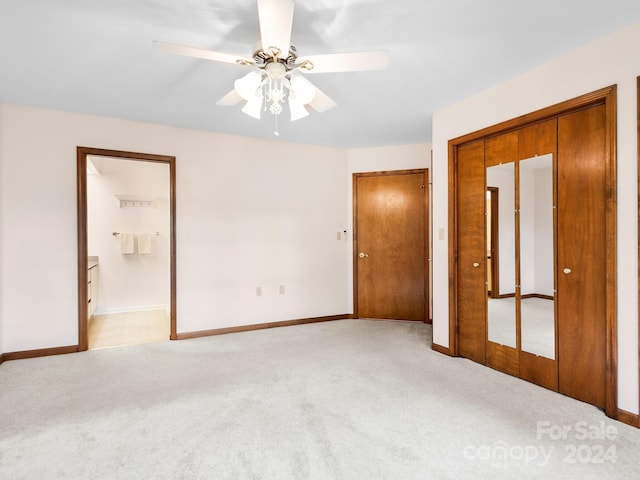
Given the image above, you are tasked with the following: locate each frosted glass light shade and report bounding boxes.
[290,75,316,105]
[242,93,263,119]
[234,71,263,101]
[289,93,309,121]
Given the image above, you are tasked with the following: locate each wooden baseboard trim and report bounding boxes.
[616,409,640,428]
[432,343,454,356]
[175,314,352,340]
[0,345,79,363]
[351,317,424,323]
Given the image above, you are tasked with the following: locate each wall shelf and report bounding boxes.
[114,194,156,208]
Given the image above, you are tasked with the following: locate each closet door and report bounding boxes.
[517,119,558,392]
[557,104,607,408]
[485,132,519,376]
[456,140,486,364]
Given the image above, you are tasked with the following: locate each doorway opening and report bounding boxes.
[77,147,177,351]
[486,187,499,299]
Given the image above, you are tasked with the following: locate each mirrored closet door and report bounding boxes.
[452,89,615,416]
[518,154,554,360]
[483,121,557,382]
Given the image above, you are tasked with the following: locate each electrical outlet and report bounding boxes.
[256,286,262,296]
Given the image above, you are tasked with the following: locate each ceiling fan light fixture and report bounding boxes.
[241,92,263,119]
[289,93,309,121]
[156,0,387,126]
[289,75,316,105]
[264,61,286,80]
[234,71,263,101]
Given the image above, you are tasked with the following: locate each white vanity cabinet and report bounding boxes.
[88,263,98,319]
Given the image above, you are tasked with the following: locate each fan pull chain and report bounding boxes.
[274,115,279,136]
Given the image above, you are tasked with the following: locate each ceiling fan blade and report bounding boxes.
[216,89,244,106]
[296,51,389,74]
[307,85,337,113]
[153,40,254,66]
[257,0,294,58]
[288,73,336,112]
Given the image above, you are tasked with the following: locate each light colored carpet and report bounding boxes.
[1,320,639,479]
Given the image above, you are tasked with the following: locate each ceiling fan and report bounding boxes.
[154,0,388,126]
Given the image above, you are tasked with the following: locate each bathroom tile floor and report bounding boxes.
[88,309,170,350]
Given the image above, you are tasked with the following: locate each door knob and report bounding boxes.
[359,252,369,258]
[473,262,480,268]
[563,268,572,274]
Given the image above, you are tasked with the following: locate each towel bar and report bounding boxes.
[112,231,160,237]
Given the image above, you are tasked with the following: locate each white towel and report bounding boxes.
[138,233,152,255]
[119,233,134,254]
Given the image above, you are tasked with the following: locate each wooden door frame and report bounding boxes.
[77,147,177,351]
[637,76,640,427]
[448,86,617,418]
[487,187,500,298]
[352,169,430,322]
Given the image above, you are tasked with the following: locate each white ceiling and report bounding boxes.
[2,0,640,148]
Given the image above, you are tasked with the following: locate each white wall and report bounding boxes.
[0,103,4,355]
[87,159,170,314]
[0,104,349,351]
[532,166,553,296]
[432,22,640,413]
[347,144,431,312]
[486,164,516,295]
[348,144,431,174]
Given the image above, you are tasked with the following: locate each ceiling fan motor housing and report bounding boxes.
[253,47,298,70]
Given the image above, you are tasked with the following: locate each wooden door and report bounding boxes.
[557,104,607,408]
[456,141,487,363]
[450,87,616,416]
[354,171,428,321]
[517,118,559,392]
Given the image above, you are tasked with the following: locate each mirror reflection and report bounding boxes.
[486,162,516,348]
[519,154,555,359]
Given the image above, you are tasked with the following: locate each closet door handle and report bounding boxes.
[473,262,480,268]
[563,268,572,274]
